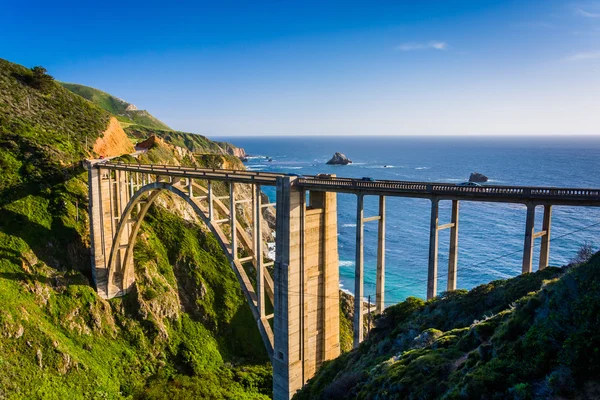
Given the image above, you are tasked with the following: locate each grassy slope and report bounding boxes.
[296,259,600,400]
[60,83,172,131]
[61,83,244,156]
[0,59,270,399]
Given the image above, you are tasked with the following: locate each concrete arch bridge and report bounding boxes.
[86,161,600,399]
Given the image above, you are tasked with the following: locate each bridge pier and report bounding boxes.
[447,200,459,291]
[273,177,340,399]
[376,196,386,314]
[522,204,553,273]
[427,199,460,300]
[539,205,552,270]
[353,194,364,348]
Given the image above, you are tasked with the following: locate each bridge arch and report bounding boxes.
[87,163,343,399]
[105,181,225,298]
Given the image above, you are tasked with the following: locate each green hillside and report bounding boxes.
[61,82,172,131]
[0,58,270,398]
[296,258,600,400]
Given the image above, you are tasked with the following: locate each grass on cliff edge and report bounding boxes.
[296,257,600,400]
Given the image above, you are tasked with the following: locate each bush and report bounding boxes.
[29,66,54,91]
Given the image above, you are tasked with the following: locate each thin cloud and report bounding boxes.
[576,7,600,17]
[396,41,448,51]
[565,51,600,61]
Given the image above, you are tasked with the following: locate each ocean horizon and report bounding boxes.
[219,135,600,306]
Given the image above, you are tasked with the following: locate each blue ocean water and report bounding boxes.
[220,136,600,306]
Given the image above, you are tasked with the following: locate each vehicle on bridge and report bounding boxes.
[316,173,334,179]
[457,181,482,187]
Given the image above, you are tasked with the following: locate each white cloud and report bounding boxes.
[576,7,600,17]
[396,41,448,51]
[565,51,600,61]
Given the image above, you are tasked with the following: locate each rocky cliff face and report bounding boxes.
[92,116,135,157]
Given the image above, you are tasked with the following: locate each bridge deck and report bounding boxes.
[99,162,600,206]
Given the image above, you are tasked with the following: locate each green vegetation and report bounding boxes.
[296,259,600,399]
[0,58,270,399]
[127,125,241,155]
[61,83,172,131]
[61,82,245,157]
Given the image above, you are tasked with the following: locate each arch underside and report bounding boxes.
[106,179,275,356]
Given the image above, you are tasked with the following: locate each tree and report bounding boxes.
[29,66,54,91]
[570,241,595,266]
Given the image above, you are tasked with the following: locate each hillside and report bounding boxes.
[0,58,270,398]
[296,258,600,400]
[61,82,247,158]
[61,82,172,131]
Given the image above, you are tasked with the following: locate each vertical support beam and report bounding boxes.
[273,176,304,399]
[447,200,460,291]
[375,196,386,314]
[88,164,108,298]
[188,177,193,198]
[230,182,237,259]
[208,181,214,221]
[299,189,306,385]
[353,194,364,348]
[427,198,439,300]
[129,171,134,198]
[522,203,536,274]
[255,184,265,318]
[539,205,552,270]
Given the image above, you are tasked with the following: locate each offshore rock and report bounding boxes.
[469,172,488,183]
[326,152,352,165]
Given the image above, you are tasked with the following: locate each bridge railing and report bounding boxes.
[296,177,600,200]
[98,161,600,200]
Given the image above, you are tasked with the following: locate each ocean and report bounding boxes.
[218,136,600,306]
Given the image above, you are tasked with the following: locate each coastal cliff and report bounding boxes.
[296,258,600,399]
[0,58,270,398]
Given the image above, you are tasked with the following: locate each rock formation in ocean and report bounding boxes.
[326,152,352,165]
[469,172,488,183]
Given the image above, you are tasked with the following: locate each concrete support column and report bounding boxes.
[273,177,340,399]
[353,194,364,348]
[230,182,237,259]
[254,184,265,318]
[447,200,459,291]
[188,178,193,198]
[375,196,386,314]
[88,165,107,298]
[129,171,134,198]
[427,198,439,300]
[208,181,214,221]
[539,205,552,270]
[522,204,536,274]
[273,177,303,399]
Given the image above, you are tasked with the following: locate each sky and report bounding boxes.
[2,0,600,136]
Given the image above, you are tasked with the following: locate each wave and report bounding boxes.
[283,166,303,170]
[339,260,355,267]
[415,167,429,170]
[342,223,356,228]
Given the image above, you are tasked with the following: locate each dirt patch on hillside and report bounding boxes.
[93,117,134,157]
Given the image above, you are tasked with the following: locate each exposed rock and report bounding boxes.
[469,172,488,183]
[36,349,43,369]
[326,152,352,165]
[135,135,159,150]
[93,117,135,157]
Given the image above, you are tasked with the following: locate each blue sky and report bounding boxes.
[2,0,600,136]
